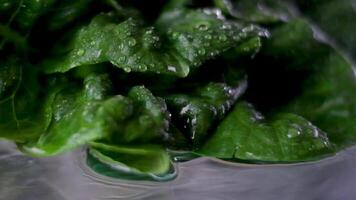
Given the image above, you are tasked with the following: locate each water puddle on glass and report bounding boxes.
[2,140,356,200]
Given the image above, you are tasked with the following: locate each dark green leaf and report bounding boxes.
[199,102,334,162]
[0,59,45,142]
[296,0,356,60]
[166,68,247,147]
[0,0,55,30]
[0,25,27,51]
[215,0,293,24]
[15,0,55,30]
[46,0,94,31]
[256,19,356,148]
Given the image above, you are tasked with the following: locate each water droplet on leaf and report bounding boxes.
[168,66,177,72]
[204,34,212,40]
[222,24,232,30]
[233,35,240,41]
[198,48,206,55]
[77,49,85,56]
[219,35,227,42]
[118,56,126,62]
[196,24,209,31]
[123,67,132,73]
[128,38,137,46]
[171,32,180,39]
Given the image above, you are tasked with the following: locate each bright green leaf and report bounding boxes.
[89,142,172,177]
[43,9,267,77]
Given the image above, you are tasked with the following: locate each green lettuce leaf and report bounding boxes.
[88,142,173,179]
[1,0,356,181]
[0,59,46,142]
[0,0,56,51]
[0,0,55,29]
[43,8,267,77]
[215,0,293,24]
[0,24,27,51]
[199,102,334,162]
[254,19,356,148]
[46,0,94,31]
[199,18,355,162]
[296,0,356,60]
[19,78,171,156]
[166,68,247,147]
[109,85,171,145]
[19,74,121,156]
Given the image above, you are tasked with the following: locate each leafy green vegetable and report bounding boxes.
[0,59,45,142]
[0,0,55,29]
[199,102,334,162]
[252,19,356,147]
[215,0,293,24]
[46,0,94,31]
[0,0,58,52]
[20,74,121,156]
[0,24,27,50]
[109,85,171,145]
[296,0,356,60]
[42,9,267,77]
[166,69,247,147]
[0,0,355,181]
[89,142,172,177]
[20,80,171,156]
